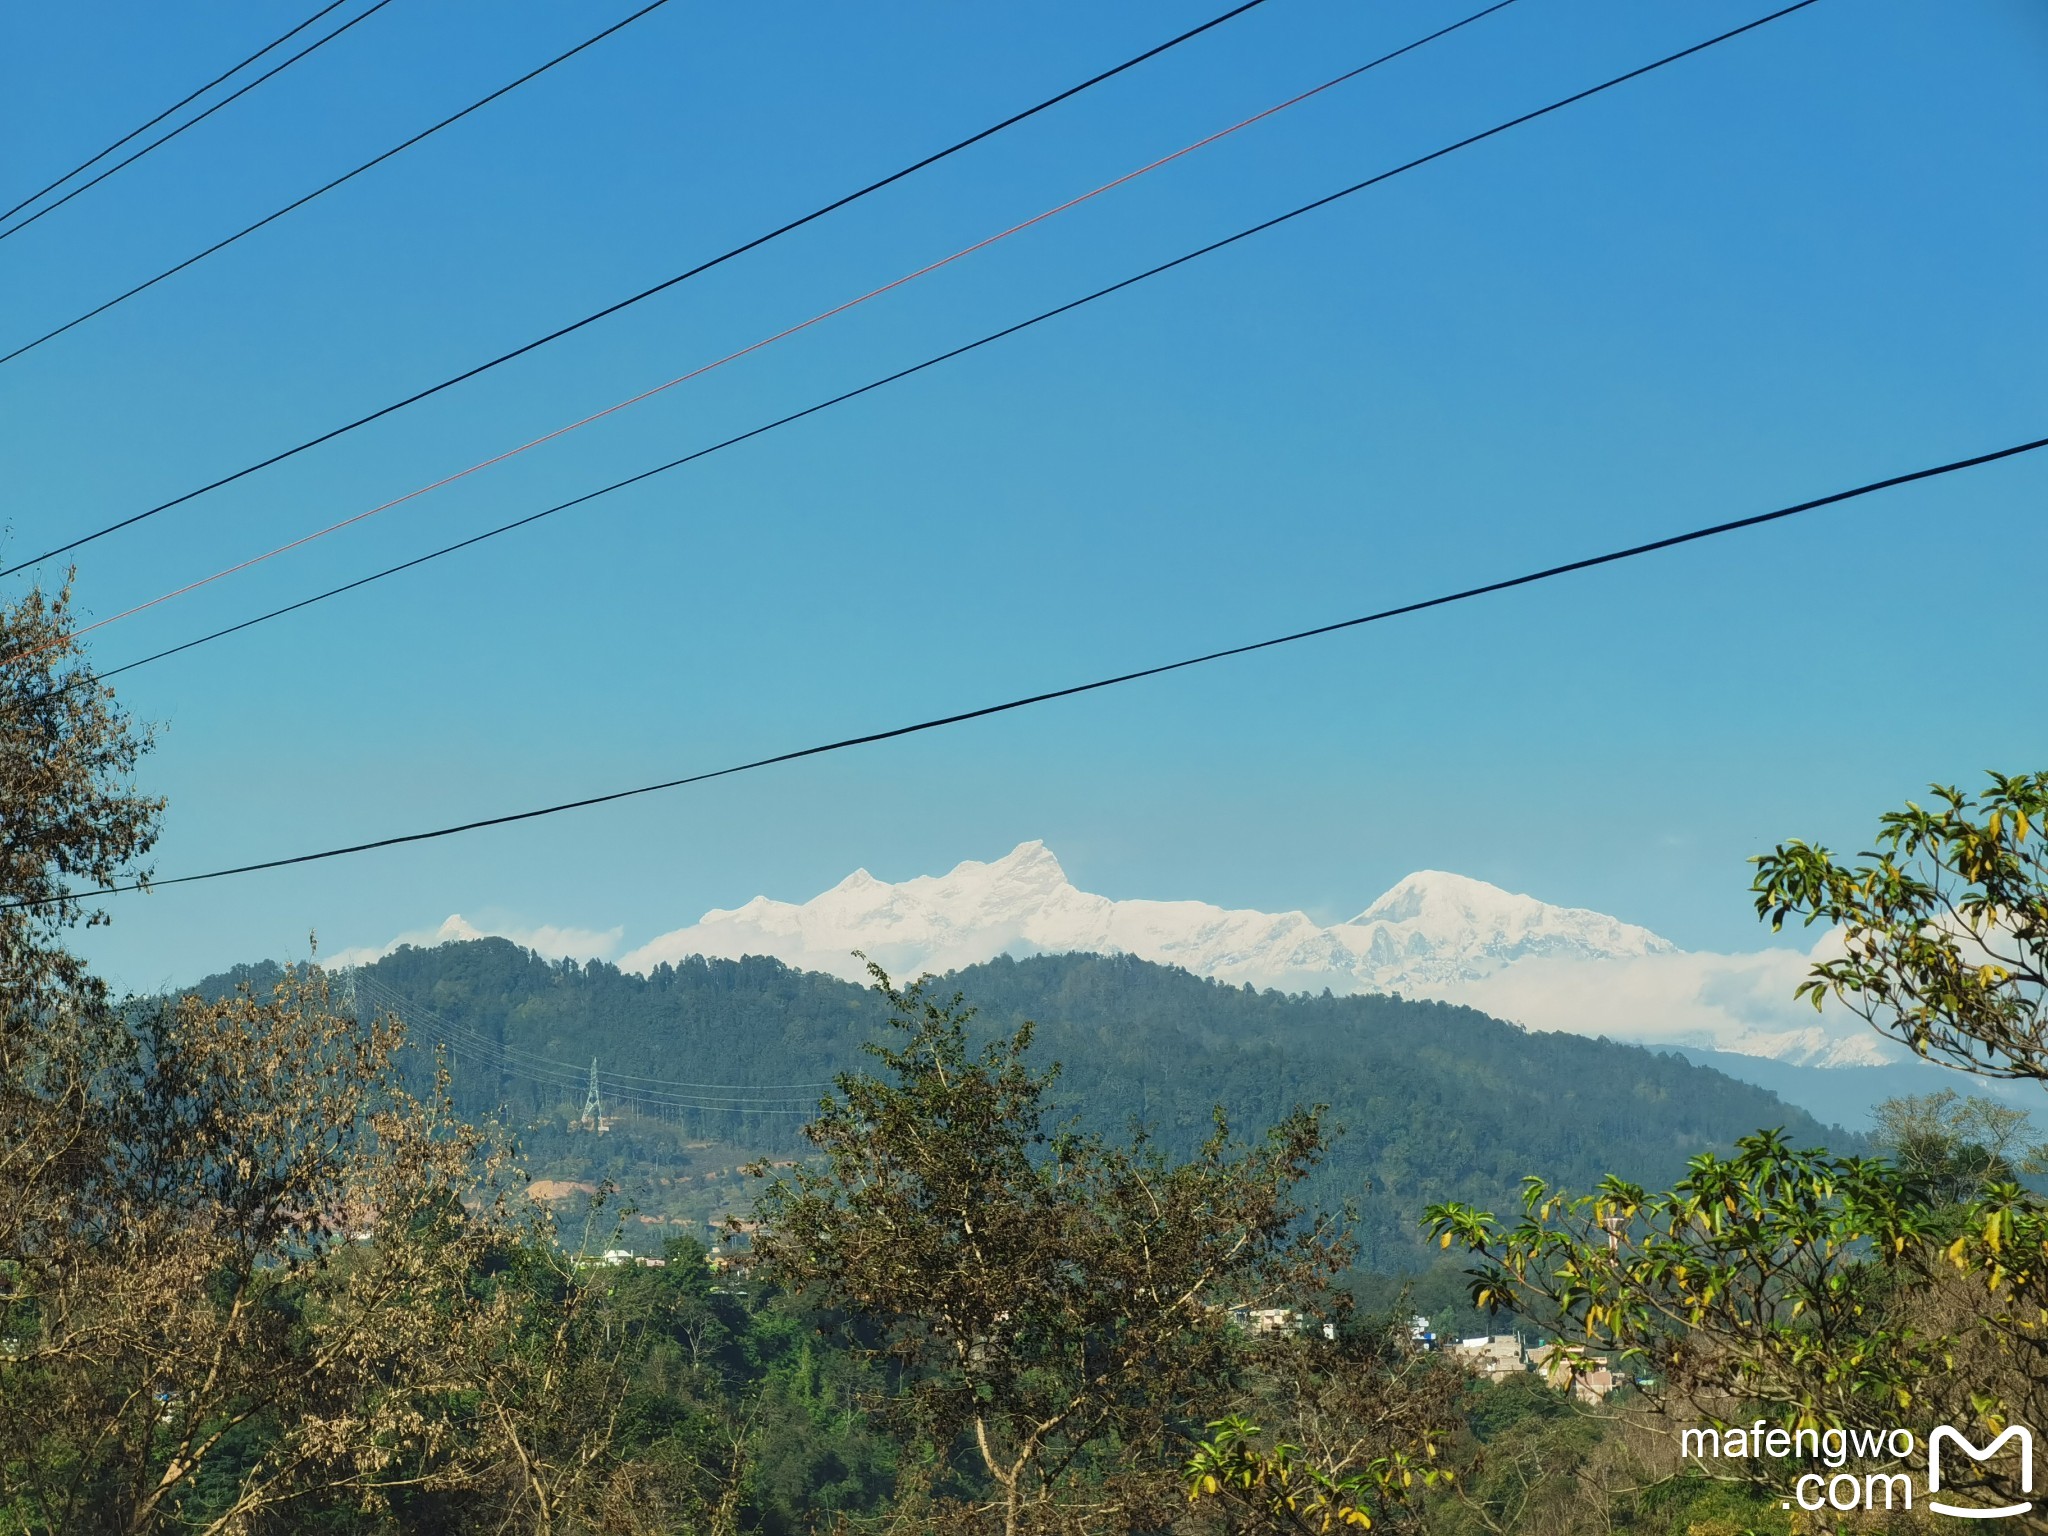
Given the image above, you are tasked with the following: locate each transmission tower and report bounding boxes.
[581,1057,605,1134]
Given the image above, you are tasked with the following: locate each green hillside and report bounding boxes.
[186,941,1843,1266]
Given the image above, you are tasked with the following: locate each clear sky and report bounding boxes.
[4,0,2044,993]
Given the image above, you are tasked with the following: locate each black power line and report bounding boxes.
[345,974,823,1114]
[0,0,355,226]
[0,0,399,244]
[0,0,1292,581]
[25,430,2047,911]
[30,3,1534,655]
[1,0,684,369]
[98,0,1816,686]
[350,972,835,1095]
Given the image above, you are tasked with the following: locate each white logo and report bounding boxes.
[1929,1425,2034,1520]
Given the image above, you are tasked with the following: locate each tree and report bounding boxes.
[1752,771,2048,1081]
[1180,1319,1459,1533]
[1422,772,2048,1521]
[747,966,1345,1536]
[0,585,651,1533]
[1424,1132,1947,1431]
[1869,1089,2047,1207]
[1424,1131,2048,1516]
[0,580,161,1016]
[2,961,595,1532]
[1,582,164,1384]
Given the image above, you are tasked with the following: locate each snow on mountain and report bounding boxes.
[617,843,1663,995]
[1336,870,1674,985]
[612,842,1882,1067]
[621,842,1322,988]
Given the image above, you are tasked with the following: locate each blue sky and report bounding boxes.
[4,0,2043,993]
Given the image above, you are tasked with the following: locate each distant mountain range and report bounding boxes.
[620,840,1671,990]
[332,841,1989,1137]
[193,943,1851,1268]
[315,845,2048,1138]
[591,842,1888,1071]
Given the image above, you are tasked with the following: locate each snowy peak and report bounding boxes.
[1350,869,1536,925]
[1340,870,1675,986]
[890,840,1077,924]
[982,838,1067,884]
[635,843,1117,982]
[621,845,1673,1000]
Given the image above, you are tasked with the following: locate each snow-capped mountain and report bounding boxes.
[617,841,1667,996]
[1334,869,1675,985]
[611,842,1882,1068]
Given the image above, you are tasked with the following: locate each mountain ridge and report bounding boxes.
[331,842,1889,1071]
[597,842,1881,1068]
[620,840,1673,995]
[184,942,1850,1267]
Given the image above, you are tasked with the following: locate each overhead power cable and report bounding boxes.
[1,0,683,368]
[0,0,398,244]
[93,0,1820,686]
[350,971,837,1093]
[22,430,2047,912]
[407,1039,816,1115]
[397,1037,818,1114]
[0,0,1323,580]
[0,0,354,226]
[16,22,1500,665]
[348,974,821,1114]
[350,978,811,1106]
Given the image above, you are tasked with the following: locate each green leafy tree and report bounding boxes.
[1752,770,2048,1081]
[1424,1132,1944,1429]
[1424,772,2048,1520]
[748,966,1344,1535]
[1425,774,2048,1523]
[1181,1319,1459,1532]
[1424,1132,2048,1516]
[579,1236,897,1534]
[1183,1415,1391,1532]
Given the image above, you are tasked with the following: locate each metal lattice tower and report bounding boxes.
[581,1057,604,1133]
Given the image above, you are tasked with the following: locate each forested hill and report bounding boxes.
[185,941,1842,1265]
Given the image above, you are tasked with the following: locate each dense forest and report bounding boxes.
[194,941,1839,1267]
